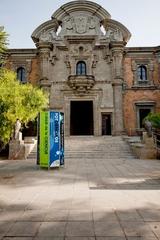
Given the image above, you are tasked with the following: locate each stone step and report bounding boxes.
[27,136,136,160]
[65,154,136,158]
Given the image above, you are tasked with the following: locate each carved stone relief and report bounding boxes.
[64,55,71,69]
[60,14,100,36]
[92,54,99,68]
[103,47,113,63]
[39,29,57,43]
[49,46,59,65]
[106,28,123,41]
[70,44,92,57]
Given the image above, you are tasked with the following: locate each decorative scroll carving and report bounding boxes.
[103,47,113,63]
[39,29,57,43]
[106,28,123,41]
[92,54,99,68]
[68,75,95,94]
[65,16,75,32]
[70,44,92,57]
[64,55,71,68]
[49,46,58,65]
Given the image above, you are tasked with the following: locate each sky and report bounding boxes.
[0,0,160,49]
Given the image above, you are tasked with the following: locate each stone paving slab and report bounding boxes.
[37,222,66,237]
[93,210,118,222]
[148,222,160,238]
[6,222,41,237]
[94,221,125,237]
[3,238,33,240]
[116,210,143,222]
[138,209,160,222]
[120,221,155,237]
[66,222,94,236]
[96,238,126,240]
[126,237,158,240]
[34,238,64,240]
[65,238,95,240]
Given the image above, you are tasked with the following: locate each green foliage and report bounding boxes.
[0,27,48,145]
[0,27,8,64]
[145,112,160,129]
[0,69,48,144]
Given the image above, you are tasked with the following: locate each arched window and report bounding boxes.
[76,61,86,75]
[17,67,26,83]
[137,65,147,81]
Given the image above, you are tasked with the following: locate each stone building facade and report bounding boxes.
[6,0,160,136]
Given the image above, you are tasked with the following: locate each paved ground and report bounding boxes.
[0,136,160,240]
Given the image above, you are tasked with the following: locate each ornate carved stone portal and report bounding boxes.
[31,0,131,136]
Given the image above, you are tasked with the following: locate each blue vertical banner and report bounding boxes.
[50,112,60,167]
[38,111,64,168]
[60,112,64,165]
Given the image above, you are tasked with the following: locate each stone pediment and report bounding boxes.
[31,0,131,45]
[31,19,59,44]
[52,1,111,21]
[102,19,131,44]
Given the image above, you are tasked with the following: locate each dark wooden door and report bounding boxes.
[102,114,111,135]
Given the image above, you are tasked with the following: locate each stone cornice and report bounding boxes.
[7,49,37,58]
[52,1,111,21]
[126,86,159,90]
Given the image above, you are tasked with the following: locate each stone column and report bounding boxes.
[111,43,124,135]
[36,42,52,91]
[155,50,160,81]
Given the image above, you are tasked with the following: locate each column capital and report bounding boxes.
[110,42,125,49]
[36,42,53,51]
[112,78,123,86]
[110,43,125,56]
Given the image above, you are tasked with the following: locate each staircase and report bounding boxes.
[65,136,136,159]
[27,136,136,160]
[27,144,37,160]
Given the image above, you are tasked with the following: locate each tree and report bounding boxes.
[0,27,48,146]
[0,26,8,65]
[145,112,160,130]
[0,69,48,144]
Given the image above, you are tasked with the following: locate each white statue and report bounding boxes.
[14,119,21,140]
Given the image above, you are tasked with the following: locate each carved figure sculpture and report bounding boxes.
[144,119,152,137]
[14,119,21,140]
[65,16,75,34]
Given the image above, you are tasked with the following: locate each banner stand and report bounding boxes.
[37,111,64,169]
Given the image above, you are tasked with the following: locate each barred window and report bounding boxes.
[17,67,26,83]
[137,65,147,81]
[76,61,86,75]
